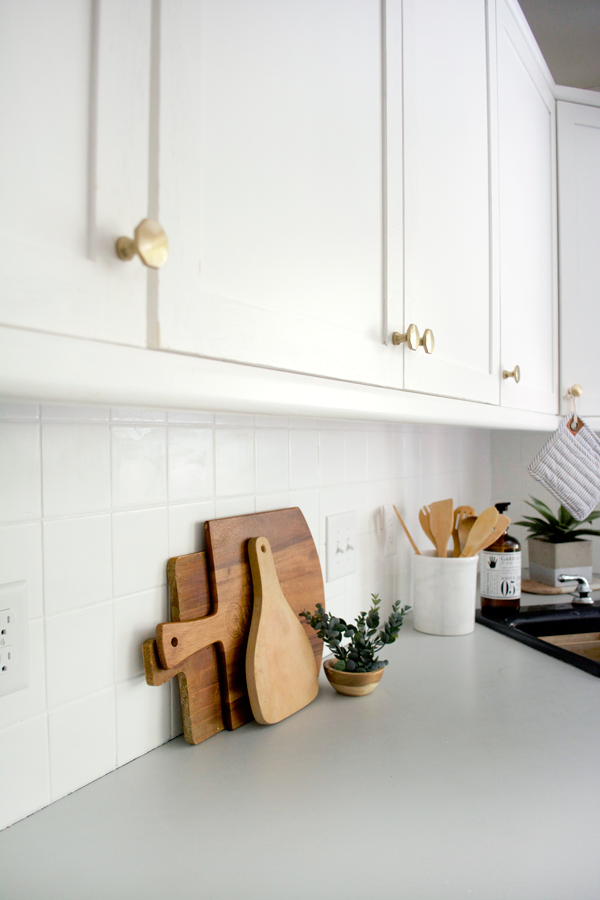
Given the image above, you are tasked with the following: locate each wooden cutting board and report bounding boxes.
[145,508,324,744]
[246,537,319,725]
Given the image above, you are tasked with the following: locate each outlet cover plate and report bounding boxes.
[0,581,29,697]
[326,511,357,582]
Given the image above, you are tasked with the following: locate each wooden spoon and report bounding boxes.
[470,514,510,555]
[419,507,436,549]
[458,516,477,554]
[460,507,499,557]
[427,498,454,559]
[393,505,420,555]
[452,506,477,557]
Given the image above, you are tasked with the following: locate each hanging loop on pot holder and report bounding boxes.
[527,415,600,521]
[564,384,584,434]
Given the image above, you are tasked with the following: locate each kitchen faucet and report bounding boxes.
[557,575,595,605]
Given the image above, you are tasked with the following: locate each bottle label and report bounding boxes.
[480,550,521,600]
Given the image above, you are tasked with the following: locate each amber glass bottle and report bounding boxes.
[480,502,521,610]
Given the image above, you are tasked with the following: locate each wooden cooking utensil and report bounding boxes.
[393,505,420,555]
[427,498,454,558]
[460,507,499,557]
[246,537,319,725]
[452,506,477,557]
[458,515,477,554]
[470,514,510,556]
[419,507,436,549]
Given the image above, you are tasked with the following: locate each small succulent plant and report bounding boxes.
[515,497,600,543]
[300,594,410,673]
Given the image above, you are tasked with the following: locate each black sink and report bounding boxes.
[476,603,600,677]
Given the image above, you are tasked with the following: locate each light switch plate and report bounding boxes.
[0,581,29,697]
[326,511,357,582]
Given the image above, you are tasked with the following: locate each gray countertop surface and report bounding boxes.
[1,612,600,900]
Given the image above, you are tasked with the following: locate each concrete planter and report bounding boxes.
[528,538,593,587]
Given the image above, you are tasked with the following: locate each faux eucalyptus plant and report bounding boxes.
[515,497,600,543]
[300,594,410,673]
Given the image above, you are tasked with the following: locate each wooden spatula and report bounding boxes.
[419,507,436,549]
[246,536,319,725]
[460,507,499,557]
[427,498,454,558]
[452,506,477,557]
[470,514,510,555]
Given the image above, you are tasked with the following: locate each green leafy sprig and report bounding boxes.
[515,496,600,543]
[300,594,410,673]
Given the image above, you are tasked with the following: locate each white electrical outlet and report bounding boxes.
[326,511,357,582]
[382,504,397,558]
[0,581,29,697]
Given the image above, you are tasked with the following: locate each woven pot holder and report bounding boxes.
[528,416,600,521]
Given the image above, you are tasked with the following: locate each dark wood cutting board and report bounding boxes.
[146,508,324,744]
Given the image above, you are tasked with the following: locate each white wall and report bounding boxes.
[0,401,492,829]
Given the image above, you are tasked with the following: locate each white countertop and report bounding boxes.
[1,615,600,900]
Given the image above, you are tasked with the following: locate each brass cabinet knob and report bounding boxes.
[503,365,521,383]
[419,328,435,354]
[115,219,169,269]
[568,383,583,398]
[392,324,420,351]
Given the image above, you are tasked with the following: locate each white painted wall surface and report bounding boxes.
[0,401,492,829]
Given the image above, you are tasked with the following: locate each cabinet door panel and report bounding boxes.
[557,102,600,417]
[0,0,151,346]
[402,0,498,404]
[157,0,398,387]
[496,0,558,414]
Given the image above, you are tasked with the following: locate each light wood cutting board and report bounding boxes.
[145,508,324,743]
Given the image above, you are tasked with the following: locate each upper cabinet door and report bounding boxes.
[156,0,400,388]
[495,0,558,414]
[401,0,499,404]
[0,0,151,347]
[557,101,600,417]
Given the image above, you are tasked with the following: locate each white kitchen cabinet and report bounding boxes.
[494,0,559,415]
[155,0,401,389]
[0,0,151,347]
[557,101,600,417]
[401,0,499,405]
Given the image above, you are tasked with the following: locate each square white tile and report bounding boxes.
[114,586,168,682]
[215,496,256,519]
[42,405,109,423]
[0,402,40,421]
[0,714,50,829]
[43,515,112,616]
[116,676,171,767]
[256,428,289,494]
[215,429,255,497]
[168,426,214,502]
[289,488,320,546]
[344,430,368,483]
[42,424,110,518]
[168,500,216,557]
[0,522,43,618]
[111,408,166,423]
[112,426,167,509]
[0,618,46,729]
[319,428,345,487]
[168,410,214,425]
[45,602,114,708]
[112,507,169,596]
[290,430,319,489]
[255,492,291,514]
[48,688,116,802]
[0,423,41,523]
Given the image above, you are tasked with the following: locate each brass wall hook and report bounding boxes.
[115,219,169,269]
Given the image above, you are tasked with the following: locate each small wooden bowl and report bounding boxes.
[323,658,385,696]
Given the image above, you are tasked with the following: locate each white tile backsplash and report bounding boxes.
[43,515,113,615]
[0,401,497,830]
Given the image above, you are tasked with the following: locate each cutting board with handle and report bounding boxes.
[246,536,319,725]
[145,508,324,743]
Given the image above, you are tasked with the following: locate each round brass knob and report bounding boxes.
[392,324,420,351]
[115,219,169,269]
[503,365,521,383]
[569,383,583,398]
[419,328,435,354]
